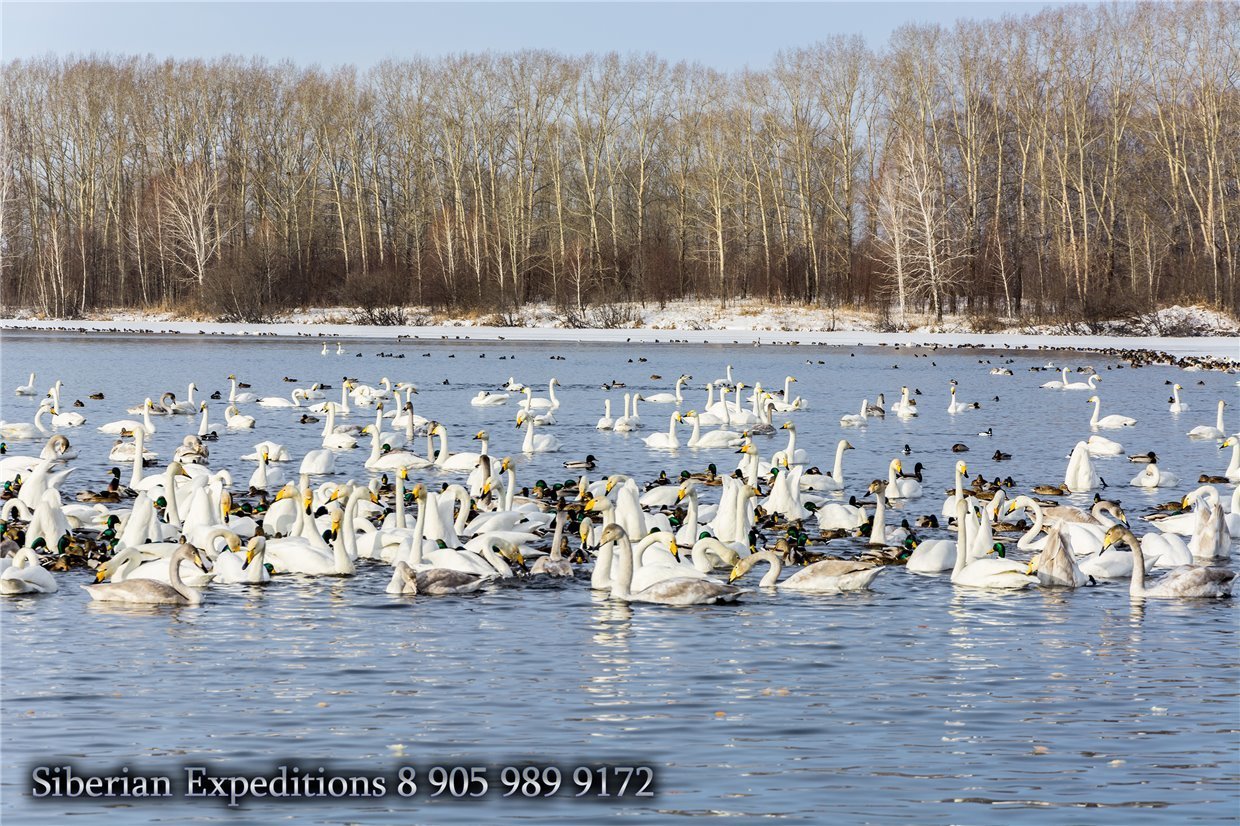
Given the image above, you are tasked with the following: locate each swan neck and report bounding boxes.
[758,549,782,586]
[612,534,634,598]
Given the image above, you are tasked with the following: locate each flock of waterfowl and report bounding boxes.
[0,345,1237,607]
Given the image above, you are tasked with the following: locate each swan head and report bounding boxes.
[500,457,513,472]
[1086,395,1099,403]
[597,523,627,546]
[735,443,757,456]
[956,460,968,475]
[397,466,408,480]
[410,482,425,500]
[781,421,794,431]
[892,459,903,473]
[473,431,488,441]
[1102,524,1127,549]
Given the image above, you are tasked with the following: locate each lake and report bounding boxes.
[1,330,1237,824]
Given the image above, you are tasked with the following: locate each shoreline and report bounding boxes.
[4,317,1238,360]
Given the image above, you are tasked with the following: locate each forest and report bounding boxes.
[1,2,1237,324]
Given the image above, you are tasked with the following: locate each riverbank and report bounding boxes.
[3,301,1237,359]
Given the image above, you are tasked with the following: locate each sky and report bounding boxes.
[3,1,1080,70]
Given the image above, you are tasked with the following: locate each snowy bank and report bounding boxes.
[3,301,1237,360]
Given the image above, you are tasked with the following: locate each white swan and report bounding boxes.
[892,386,918,417]
[1105,525,1234,598]
[595,398,615,430]
[224,405,256,429]
[599,524,744,605]
[1040,367,1069,389]
[1085,434,1124,456]
[471,390,509,407]
[1129,463,1180,488]
[227,375,257,404]
[613,393,643,432]
[0,547,58,594]
[1063,441,1100,492]
[950,498,1036,589]
[14,372,36,396]
[1222,436,1240,483]
[99,399,155,435]
[1187,400,1226,440]
[644,375,689,405]
[258,389,307,408]
[1087,395,1136,429]
[885,459,922,499]
[800,440,852,491]
[1062,373,1100,391]
[1168,383,1189,412]
[947,384,979,413]
[521,378,560,411]
[518,413,561,453]
[840,398,868,427]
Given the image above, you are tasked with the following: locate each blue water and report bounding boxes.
[1,331,1237,823]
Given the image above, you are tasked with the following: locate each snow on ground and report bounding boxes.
[4,301,1237,360]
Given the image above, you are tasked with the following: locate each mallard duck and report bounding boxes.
[1033,484,1069,496]
[1128,451,1157,463]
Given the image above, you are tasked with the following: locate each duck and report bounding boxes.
[564,455,598,470]
[1128,451,1157,463]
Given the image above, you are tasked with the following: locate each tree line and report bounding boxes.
[2,1,1237,323]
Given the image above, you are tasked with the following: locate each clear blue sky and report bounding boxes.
[4,2,1079,70]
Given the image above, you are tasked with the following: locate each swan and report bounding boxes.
[1063,373,1101,391]
[905,528,957,573]
[1087,395,1136,429]
[1129,463,1180,488]
[950,498,1036,590]
[320,404,358,450]
[1040,367,1070,389]
[529,511,574,578]
[642,411,683,449]
[840,398,868,427]
[1085,434,1124,456]
[598,524,744,605]
[224,405,256,429]
[1222,436,1240,483]
[683,410,744,449]
[595,398,615,430]
[366,429,431,471]
[1063,441,1100,492]
[517,413,562,453]
[226,375,257,404]
[1025,524,1088,587]
[14,372,36,396]
[729,547,882,592]
[0,547,58,594]
[299,449,336,475]
[1105,525,1234,598]
[644,375,690,405]
[1168,383,1189,412]
[1,402,52,440]
[1187,499,1231,562]
[429,425,485,471]
[49,402,86,427]
[885,459,922,499]
[947,384,979,413]
[258,389,307,408]
[99,399,155,435]
[800,440,852,491]
[471,390,509,407]
[771,421,809,466]
[388,560,490,596]
[83,543,208,605]
[613,394,643,432]
[1187,400,1227,440]
[892,386,918,417]
[521,378,560,411]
